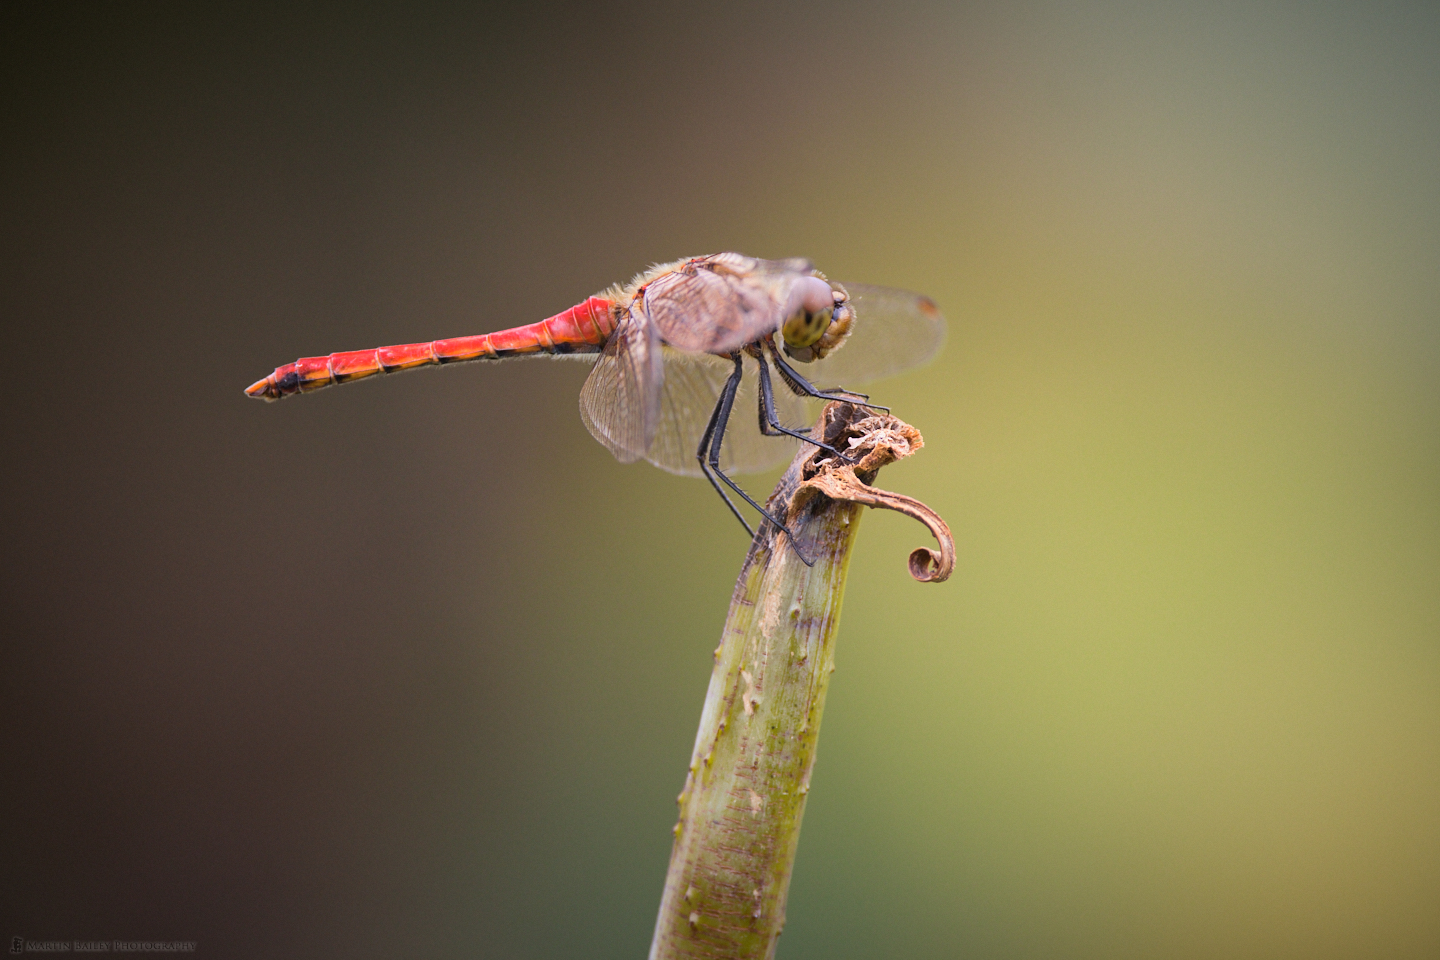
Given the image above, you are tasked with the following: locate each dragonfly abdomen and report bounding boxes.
[246,296,618,400]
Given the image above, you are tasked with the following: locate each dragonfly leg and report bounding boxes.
[695,359,755,539]
[769,346,891,413]
[753,349,858,465]
[699,354,814,566]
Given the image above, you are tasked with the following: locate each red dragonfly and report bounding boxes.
[247,253,944,554]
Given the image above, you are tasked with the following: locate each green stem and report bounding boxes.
[649,403,951,960]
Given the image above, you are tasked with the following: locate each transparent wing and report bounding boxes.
[641,253,812,356]
[802,283,946,387]
[578,310,664,463]
[643,349,807,477]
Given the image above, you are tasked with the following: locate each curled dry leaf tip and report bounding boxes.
[787,402,954,583]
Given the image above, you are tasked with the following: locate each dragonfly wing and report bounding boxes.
[578,310,664,463]
[719,364,808,474]
[641,254,813,355]
[643,349,806,477]
[802,283,946,386]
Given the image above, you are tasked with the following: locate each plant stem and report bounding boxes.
[649,403,951,960]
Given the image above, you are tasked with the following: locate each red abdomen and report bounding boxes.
[246,296,618,400]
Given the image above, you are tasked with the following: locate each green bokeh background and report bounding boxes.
[3,3,1436,958]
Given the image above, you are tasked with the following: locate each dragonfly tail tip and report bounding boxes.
[245,377,276,400]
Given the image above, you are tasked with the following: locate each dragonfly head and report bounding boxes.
[782,280,853,363]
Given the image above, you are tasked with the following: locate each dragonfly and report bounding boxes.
[247,252,944,557]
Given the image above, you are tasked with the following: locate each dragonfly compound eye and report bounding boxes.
[780,275,838,354]
[782,281,854,363]
[782,305,834,351]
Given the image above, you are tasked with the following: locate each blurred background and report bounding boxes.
[3,2,1436,957]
